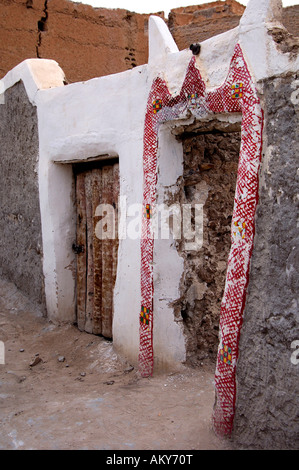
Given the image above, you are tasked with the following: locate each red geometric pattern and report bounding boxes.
[139,44,263,435]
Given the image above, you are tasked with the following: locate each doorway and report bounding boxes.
[73,159,119,339]
[173,126,241,366]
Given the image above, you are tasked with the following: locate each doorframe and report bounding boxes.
[40,153,119,326]
[72,156,120,337]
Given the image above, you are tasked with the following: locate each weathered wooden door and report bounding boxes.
[73,160,119,339]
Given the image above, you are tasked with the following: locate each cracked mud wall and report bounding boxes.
[34,0,162,83]
[0,0,164,83]
[0,1,298,83]
[0,0,46,78]
[232,74,299,450]
[36,0,48,58]
[172,128,241,366]
[0,81,46,313]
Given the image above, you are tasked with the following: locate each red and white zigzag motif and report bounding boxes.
[139,44,263,436]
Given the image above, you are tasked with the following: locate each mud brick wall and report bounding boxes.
[168,0,245,50]
[282,6,299,39]
[0,81,46,312]
[0,1,298,84]
[232,74,299,449]
[169,2,298,51]
[173,130,241,366]
[0,0,164,83]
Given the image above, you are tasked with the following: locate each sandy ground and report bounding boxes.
[0,277,231,451]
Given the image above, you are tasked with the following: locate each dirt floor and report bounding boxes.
[0,276,232,451]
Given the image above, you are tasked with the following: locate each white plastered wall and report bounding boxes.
[1,0,298,370]
[37,67,149,366]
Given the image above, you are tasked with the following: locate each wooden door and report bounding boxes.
[73,160,119,339]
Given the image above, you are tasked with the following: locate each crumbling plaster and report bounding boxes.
[233,72,299,449]
[0,0,298,376]
[0,81,45,310]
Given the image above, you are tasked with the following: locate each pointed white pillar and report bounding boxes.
[240,0,283,30]
[148,15,179,66]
